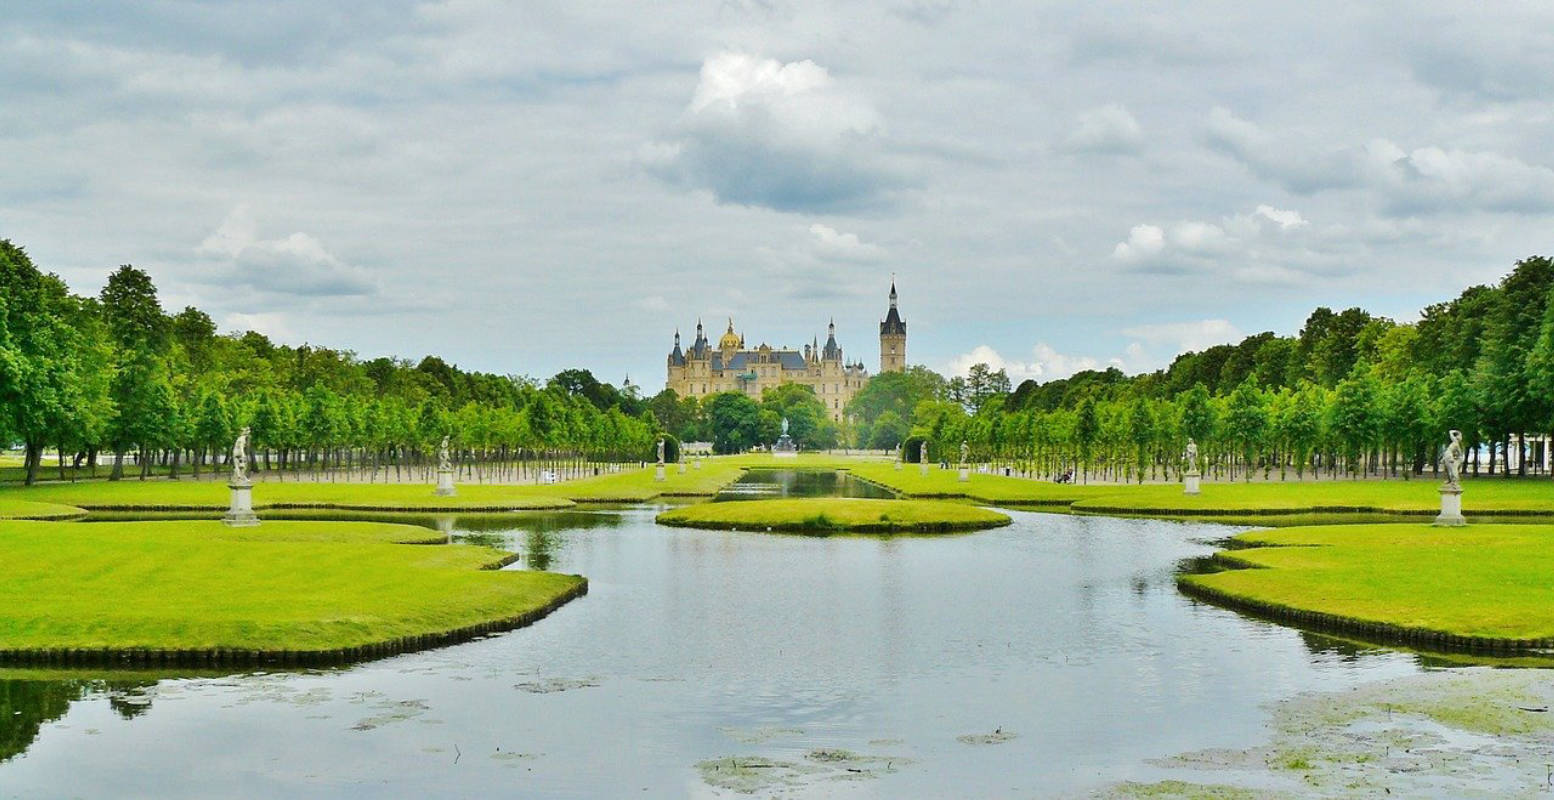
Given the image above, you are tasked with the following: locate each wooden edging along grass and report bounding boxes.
[0,574,586,669]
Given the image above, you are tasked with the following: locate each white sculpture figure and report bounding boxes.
[960,440,969,464]
[1184,438,1199,474]
[231,427,250,484]
[781,417,790,436]
[438,435,452,471]
[1443,429,1465,490]
[656,437,665,465]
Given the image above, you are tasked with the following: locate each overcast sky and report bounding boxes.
[4,1,1552,390]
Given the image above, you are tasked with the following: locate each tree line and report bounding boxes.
[648,256,1554,483]
[0,240,660,485]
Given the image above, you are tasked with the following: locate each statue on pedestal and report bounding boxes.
[656,437,666,465]
[1184,438,1199,474]
[438,436,452,471]
[230,427,250,484]
[1442,429,1465,490]
[960,440,969,465]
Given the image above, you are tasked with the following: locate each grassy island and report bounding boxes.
[656,498,1011,534]
[0,519,585,665]
[1180,523,1554,650]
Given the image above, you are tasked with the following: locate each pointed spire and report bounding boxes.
[889,275,898,309]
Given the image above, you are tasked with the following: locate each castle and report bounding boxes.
[666,282,908,422]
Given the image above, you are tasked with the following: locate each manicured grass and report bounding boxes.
[847,463,1114,506]
[655,497,1011,534]
[1181,523,1554,646]
[0,519,584,657]
[0,479,577,511]
[534,461,749,502]
[0,463,749,511]
[1072,479,1554,517]
[0,498,86,520]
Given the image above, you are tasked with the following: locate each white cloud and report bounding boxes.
[1111,224,1164,261]
[1121,319,1244,354]
[1109,205,1316,280]
[643,51,906,212]
[1254,204,1307,229]
[1206,107,1554,214]
[808,224,886,262]
[196,206,376,297]
[1063,104,1143,154]
[947,343,1126,382]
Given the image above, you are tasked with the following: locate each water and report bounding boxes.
[714,468,897,501]
[0,507,1430,798]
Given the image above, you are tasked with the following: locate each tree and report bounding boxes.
[1223,378,1269,481]
[1329,370,1380,477]
[704,392,765,454]
[965,362,1011,413]
[760,383,836,450]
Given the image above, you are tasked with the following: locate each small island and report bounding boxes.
[656,497,1011,534]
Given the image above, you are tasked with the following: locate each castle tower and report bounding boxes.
[879,280,906,373]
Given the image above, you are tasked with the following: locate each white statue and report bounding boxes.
[1184,438,1199,473]
[922,441,930,463]
[1443,429,1465,489]
[438,435,452,471]
[960,440,969,464]
[230,426,250,484]
[781,417,790,436]
[656,437,665,465]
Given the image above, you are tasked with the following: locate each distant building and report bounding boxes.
[665,282,906,422]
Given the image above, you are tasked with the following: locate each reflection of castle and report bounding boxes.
[666,283,907,422]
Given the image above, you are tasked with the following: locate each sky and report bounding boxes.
[3,1,1552,391]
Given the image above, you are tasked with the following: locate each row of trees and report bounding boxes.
[824,255,1554,482]
[0,240,661,484]
[8,235,1550,485]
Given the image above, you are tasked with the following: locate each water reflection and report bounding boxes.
[716,469,896,501]
[0,508,1530,797]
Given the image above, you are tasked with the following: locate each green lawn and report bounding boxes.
[0,463,750,511]
[1182,523,1554,645]
[1071,479,1554,517]
[847,463,1114,506]
[0,519,584,655]
[656,497,1011,534]
[0,497,86,520]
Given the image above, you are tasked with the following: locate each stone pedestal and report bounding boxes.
[694,458,702,470]
[223,481,260,527]
[1434,486,1466,527]
[895,461,902,471]
[919,462,929,476]
[655,464,666,482]
[1184,471,1201,496]
[435,468,457,497]
[958,467,970,482]
[678,462,687,474]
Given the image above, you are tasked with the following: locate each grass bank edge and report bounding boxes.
[0,519,587,665]
[1180,522,1554,651]
[656,497,1011,534]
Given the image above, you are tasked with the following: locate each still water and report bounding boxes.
[715,468,897,501]
[0,506,1427,798]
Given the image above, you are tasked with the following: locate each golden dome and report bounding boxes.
[719,319,742,350]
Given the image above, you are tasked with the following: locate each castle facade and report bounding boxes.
[666,283,907,422]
